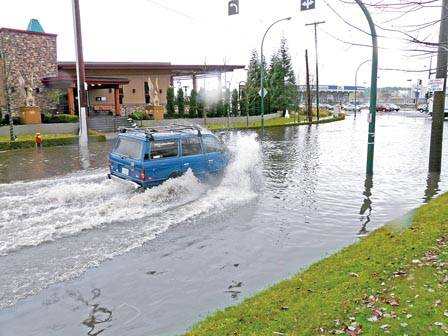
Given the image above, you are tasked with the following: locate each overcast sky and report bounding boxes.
[0,0,441,89]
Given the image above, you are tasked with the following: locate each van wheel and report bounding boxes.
[168,171,182,179]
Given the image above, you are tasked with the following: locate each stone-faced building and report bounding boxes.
[0,20,244,119]
[0,24,58,115]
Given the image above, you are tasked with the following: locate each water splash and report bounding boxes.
[0,132,261,309]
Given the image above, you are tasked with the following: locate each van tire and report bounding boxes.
[168,171,182,179]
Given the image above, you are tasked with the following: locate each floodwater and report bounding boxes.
[0,110,447,336]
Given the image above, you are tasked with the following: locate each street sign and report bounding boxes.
[228,0,239,15]
[301,0,315,11]
[259,88,268,97]
[428,78,445,92]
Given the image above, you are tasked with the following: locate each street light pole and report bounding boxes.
[305,21,325,121]
[354,59,370,118]
[354,0,378,176]
[260,17,291,129]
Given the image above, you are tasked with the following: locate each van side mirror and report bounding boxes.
[144,153,150,160]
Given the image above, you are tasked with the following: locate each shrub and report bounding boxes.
[129,111,150,120]
[42,113,78,123]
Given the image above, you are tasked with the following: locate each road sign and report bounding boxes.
[228,0,239,15]
[428,78,445,92]
[259,88,268,97]
[301,0,315,11]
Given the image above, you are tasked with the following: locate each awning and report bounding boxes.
[42,76,130,89]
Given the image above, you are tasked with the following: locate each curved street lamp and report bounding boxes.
[354,59,371,118]
[260,17,292,129]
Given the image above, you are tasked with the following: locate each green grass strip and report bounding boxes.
[207,114,345,131]
[186,192,448,335]
[0,131,106,151]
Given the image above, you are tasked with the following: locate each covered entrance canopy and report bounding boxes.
[42,76,130,115]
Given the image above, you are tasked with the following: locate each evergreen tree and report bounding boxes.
[189,89,198,118]
[278,37,298,112]
[267,52,285,113]
[246,49,267,115]
[223,88,231,117]
[197,88,205,119]
[216,99,224,117]
[231,89,239,116]
[166,86,175,118]
[176,88,185,117]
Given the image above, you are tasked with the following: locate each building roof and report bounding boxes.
[58,62,245,74]
[0,27,57,37]
[27,19,45,33]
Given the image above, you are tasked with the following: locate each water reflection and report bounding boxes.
[79,144,91,170]
[358,175,373,236]
[423,172,441,203]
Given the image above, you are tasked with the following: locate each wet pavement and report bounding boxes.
[0,110,447,336]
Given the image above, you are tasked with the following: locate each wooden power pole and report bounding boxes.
[305,49,312,123]
[72,0,88,143]
[428,0,448,173]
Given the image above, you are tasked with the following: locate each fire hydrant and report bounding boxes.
[35,132,43,147]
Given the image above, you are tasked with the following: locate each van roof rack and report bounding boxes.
[118,124,202,140]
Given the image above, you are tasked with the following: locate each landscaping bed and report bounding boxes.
[0,130,106,151]
[186,192,448,335]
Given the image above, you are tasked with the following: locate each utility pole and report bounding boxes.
[72,0,88,144]
[305,21,325,121]
[429,0,448,173]
[305,49,313,123]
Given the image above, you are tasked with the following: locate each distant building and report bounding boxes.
[0,20,244,118]
[298,85,366,104]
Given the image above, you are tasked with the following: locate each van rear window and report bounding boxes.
[114,138,143,160]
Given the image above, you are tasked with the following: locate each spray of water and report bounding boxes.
[0,133,261,308]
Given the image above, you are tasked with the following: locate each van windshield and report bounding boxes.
[114,137,143,160]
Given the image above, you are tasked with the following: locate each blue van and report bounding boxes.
[108,124,229,189]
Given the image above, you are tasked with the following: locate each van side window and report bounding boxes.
[181,137,202,156]
[203,135,225,153]
[150,140,178,159]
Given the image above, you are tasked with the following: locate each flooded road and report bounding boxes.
[1,111,447,336]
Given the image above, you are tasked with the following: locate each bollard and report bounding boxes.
[35,132,43,147]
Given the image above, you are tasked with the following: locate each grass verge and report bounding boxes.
[207,114,345,131]
[186,193,448,335]
[0,130,106,150]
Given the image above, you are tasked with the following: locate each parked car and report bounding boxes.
[417,104,428,113]
[342,104,361,112]
[386,103,400,111]
[108,124,230,189]
[376,104,391,112]
[319,103,334,111]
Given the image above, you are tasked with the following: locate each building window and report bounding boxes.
[132,89,136,94]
